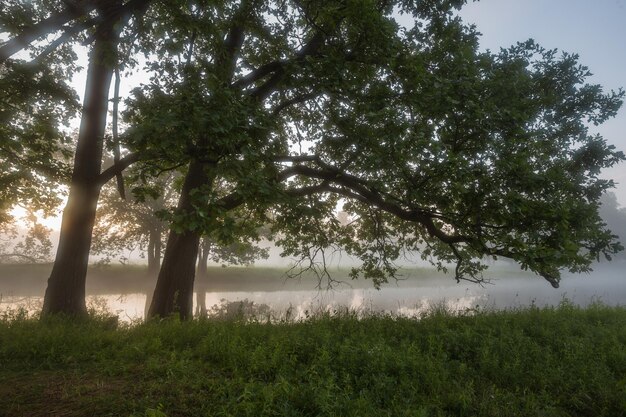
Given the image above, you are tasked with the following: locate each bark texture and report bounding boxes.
[42,14,119,316]
[147,160,213,319]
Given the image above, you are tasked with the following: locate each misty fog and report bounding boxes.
[2,192,625,321]
[1,260,624,323]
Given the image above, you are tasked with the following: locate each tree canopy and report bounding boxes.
[1,0,624,317]
[121,0,624,289]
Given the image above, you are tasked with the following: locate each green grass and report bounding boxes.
[0,303,625,417]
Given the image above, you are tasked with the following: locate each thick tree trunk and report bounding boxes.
[148,160,214,319]
[42,16,119,316]
[148,5,250,320]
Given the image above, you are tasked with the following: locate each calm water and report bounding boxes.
[2,265,624,323]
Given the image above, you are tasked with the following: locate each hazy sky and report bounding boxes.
[458,0,626,205]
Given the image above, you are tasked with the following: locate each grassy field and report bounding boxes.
[0,303,624,417]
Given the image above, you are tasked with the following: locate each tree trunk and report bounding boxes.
[147,160,214,319]
[195,241,211,317]
[144,226,161,318]
[147,5,249,320]
[147,226,161,276]
[155,226,162,269]
[42,15,120,316]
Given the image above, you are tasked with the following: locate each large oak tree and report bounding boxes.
[1,0,623,318]
[120,0,624,319]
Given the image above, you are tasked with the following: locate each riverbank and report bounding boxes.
[1,303,624,416]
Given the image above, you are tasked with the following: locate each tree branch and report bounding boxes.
[112,67,126,199]
[248,31,325,100]
[0,253,41,263]
[81,0,153,46]
[273,154,319,164]
[282,164,471,245]
[231,61,283,90]
[0,0,99,63]
[98,152,140,186]
[30,23,90,64]
[2,0,153,63]
[210,0,254,83]
[271,91,319,116]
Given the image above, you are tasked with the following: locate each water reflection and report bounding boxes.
[1,267,624,323]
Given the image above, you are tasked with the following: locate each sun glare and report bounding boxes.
[10,206,64,232]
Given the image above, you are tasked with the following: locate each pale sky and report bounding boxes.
[458,0,626,205]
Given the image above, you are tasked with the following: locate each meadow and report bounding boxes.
[0,302,624,417]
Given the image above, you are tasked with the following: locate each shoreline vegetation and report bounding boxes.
[1,303,625,416]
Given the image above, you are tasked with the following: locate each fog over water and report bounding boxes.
[1,260,624,323]
[1,193,625,321]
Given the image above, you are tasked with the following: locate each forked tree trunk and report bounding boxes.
[195,241,211,317]
[147,160,214,319]
[42,16,120,316]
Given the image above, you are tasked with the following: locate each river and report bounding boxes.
[1,263,624,323]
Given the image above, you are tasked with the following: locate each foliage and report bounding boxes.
[93,167,269,268]
[599,192,626,259]
[204,298,272,322]
[1,0,624,297]
[0,220,18,254]
[0,210,53,263]
[199,235,270,268]
[0,59,76,224]
[266,21,625,288]
[119,0,624,289]
[0,0,84,223]
[0,303,625,416]
[91,169,173,266]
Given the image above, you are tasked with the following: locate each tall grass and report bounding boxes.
[0,302,625,417]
